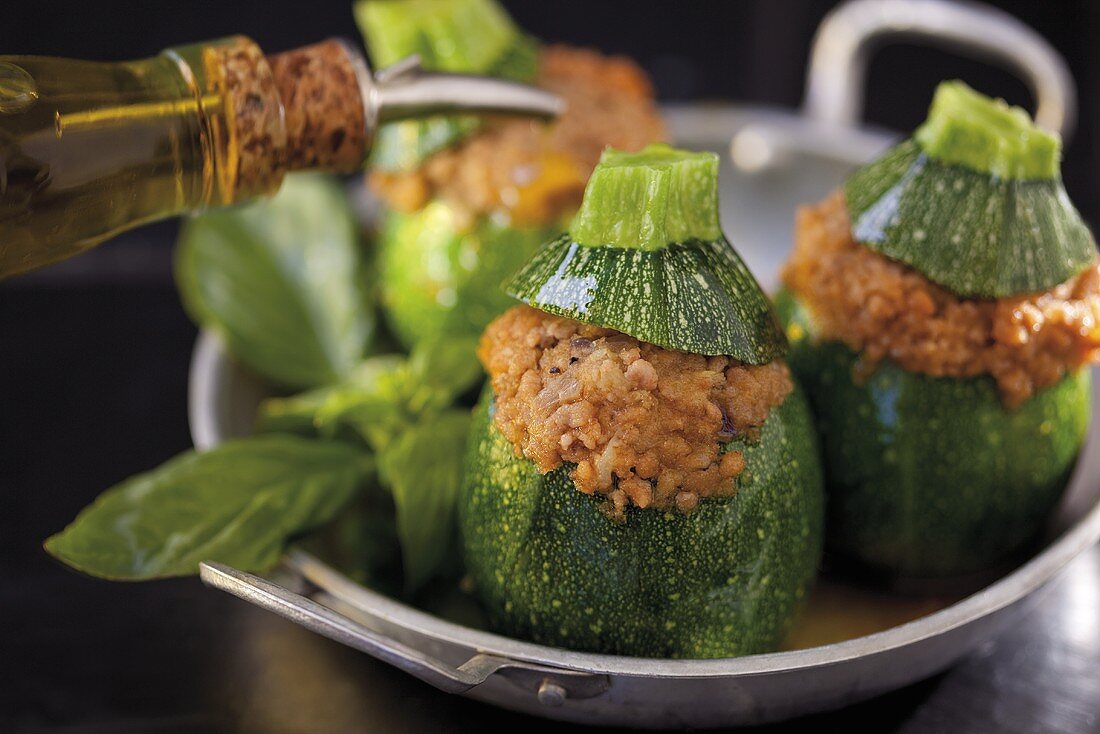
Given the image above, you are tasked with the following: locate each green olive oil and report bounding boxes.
[0,38,282,278]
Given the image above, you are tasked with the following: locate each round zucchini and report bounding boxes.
[460,385,825,658]
[776,290,1090,578]
[377,201,557,347]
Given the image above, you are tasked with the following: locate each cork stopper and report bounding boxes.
[167,35,371,207]
[198,37,289,202]
[166,34,560,205]
[268,40,370,174]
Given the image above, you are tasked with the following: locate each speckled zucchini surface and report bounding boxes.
[777,289,1090,577]
[504,145,787,362]
[459,385,824,658]
[377,202,557,347]
[844,140,1094,299]
[504,234,786,363]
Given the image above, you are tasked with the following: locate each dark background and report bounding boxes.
[3,0,1098,220]
[3,2,1100,733]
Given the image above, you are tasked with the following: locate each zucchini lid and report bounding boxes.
[845,81,1095,299]
[505,145,786,363]
[355,0,539,171]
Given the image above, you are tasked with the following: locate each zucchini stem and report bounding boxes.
[355,0,522,72]
[914,80,1060,181]
[569,144,722,251]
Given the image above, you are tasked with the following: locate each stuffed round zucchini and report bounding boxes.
[356,0,666,346]
[461,146,825,658]
[777,81,1099,578]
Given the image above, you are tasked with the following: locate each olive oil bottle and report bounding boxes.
[0,38,294,278]
[0,36,559,279]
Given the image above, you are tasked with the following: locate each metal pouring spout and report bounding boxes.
[370,53,564,124]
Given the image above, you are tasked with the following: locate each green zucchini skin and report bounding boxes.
[460,386,824,658]
[504,234,787,363]
[377,202,557,347]
[845,140,1095,299]
[776,289,1091,577]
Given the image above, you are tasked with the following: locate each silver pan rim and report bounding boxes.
[189,328,1100,679]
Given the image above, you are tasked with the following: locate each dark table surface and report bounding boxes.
[4,233,1100,734]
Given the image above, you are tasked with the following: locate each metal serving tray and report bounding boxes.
[188,1,1099,726]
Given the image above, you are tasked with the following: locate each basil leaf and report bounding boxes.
[176,174,375,390]
[254,388,332,437]
[257,355,407,441]
[323,335,482,444]
[404,334,482,413]
[295,484,403,596]
[254,336,482,592]
[260,335,482,450]
[313,356,411,447]
[378,410,471,592]
[45,435,372,580]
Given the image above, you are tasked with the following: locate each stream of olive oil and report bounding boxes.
[0,53,222,277]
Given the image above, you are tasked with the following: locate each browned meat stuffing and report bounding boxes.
[782,191,1100,407]
[370,44,667,228]
[479,306,793,518]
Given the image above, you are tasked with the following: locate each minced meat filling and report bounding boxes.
[782,191,1100,407]
[479,306,793,518]
[370,44,667,228]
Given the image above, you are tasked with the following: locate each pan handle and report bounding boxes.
[199,561,609,704]
[802,0,1076,139]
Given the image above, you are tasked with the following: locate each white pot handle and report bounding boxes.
[802,0,1075,139]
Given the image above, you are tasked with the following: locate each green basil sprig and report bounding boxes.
[379,410,472,591]
[175,174,375,389]
[49,176,481,594]
[259,334,480,590]
[45,436,372,580]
